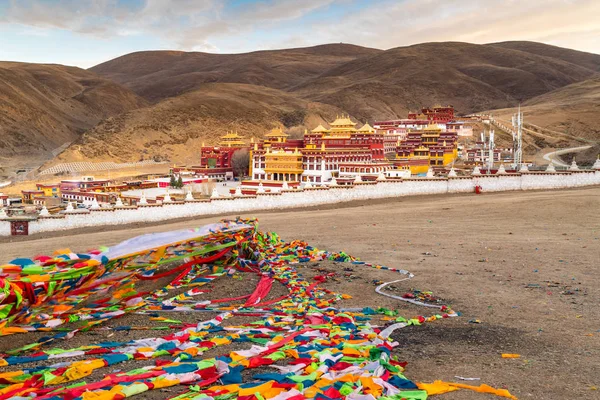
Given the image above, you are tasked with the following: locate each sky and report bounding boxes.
[0,0,599,68]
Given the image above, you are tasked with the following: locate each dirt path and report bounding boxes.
[0,187,598,399]
[542,145,593,166]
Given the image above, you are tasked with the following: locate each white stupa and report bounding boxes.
[593,157,600,170]
[304,181,312,189]
[330,177,338,186]
[448,167,457,178]
[139,191,148,205]
[234,185,243,197]
[519,164,529,173]
[497,164,507,174]
[115,196,124,207]
[163,190,172,203]
[282,180,289,190]
[569,160,579,171]
[353,175,363,183]
[211,187,220,199]
[65,202,74,212]
[185,189,194,201]
[426,167,435,178]
[257,182,266,193]
[0,208,7,219]
[376,172,386,181]
[39,206,50,217]
[90,197,101,210]
[472,166,481,175]
[546,163,556,173]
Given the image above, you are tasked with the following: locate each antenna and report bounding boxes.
[488,129,495,173]
[512,104,523,168]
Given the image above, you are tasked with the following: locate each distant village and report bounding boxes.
[0,106,549,215]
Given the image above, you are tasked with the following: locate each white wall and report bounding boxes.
[1,171,598,236]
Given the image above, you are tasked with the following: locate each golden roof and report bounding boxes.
[311,124,330,133]
[265,127,288,137]
[423,123,442,132]
[219,130,246,147]
[358,123,375,133]
[329,114,356,127]
[221,131,243,139]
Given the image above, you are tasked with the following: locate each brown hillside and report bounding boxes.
[0,62,147,176]
[489,41,600,72]
[6,41,600,175]
[485,75,600,158]
[291,42,598,121]
[49,83,342,166]
[89,44,382,102]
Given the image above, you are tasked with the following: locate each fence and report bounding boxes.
[1,170,598,237]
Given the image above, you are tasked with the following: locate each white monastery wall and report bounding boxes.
[1,171,599,236]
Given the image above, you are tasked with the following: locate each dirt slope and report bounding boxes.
[89,43,382,102]
[489,41,600,72]
[486,75,600,155]
[5,41,600,173]
[50,83,341,164]
[0,62,147,176]
[291,42,598,121]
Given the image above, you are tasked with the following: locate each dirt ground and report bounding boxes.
[0,187,598,399]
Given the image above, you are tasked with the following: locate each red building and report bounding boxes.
[190,131,249,180]
[250,118,388,184]
[408,105,455,122]
[59,177,110,191]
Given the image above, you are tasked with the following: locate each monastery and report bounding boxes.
[250,116,388,184]
[246,112,460,183]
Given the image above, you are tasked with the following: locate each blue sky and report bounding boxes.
[1,0,599,68]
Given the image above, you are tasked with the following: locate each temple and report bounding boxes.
[172,131,248,181]
[408,105,455,122]
[393,123,459,174]
[250,116,388,184]
[178,107,463,190]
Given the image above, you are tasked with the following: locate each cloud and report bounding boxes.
[298,0,600,54]
[1,0,599,56]
[0,0,336,50]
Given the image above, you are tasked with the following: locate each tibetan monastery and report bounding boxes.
[250,116,390,184]
[172,131,248,181]
[394,123,458,174]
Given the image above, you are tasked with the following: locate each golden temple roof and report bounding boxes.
[329,114,356,127]
[358,123,375,133]
[423,123,442,132]
[311,124,330,133]
[221,131,243,139]
[219,130,246,147]
[265,127,289,137]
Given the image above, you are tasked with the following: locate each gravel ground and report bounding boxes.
[0,187,598,399]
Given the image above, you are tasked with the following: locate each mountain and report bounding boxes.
[0,62,147,177]
[485,75,600,156]
[290,42,598,121]
[48,83,341,165]
[89,44,382,102]
[90,41,599,123]
[489,41,600,72]
[3,41,600,176]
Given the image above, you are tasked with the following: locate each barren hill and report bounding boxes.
[290,42,599,121]
[89,43,382,102]
[4,41,600,175]
[50,83,341,165]
[486,75,600,157]
[91,41,599,122]
[489,41,600,72]
[0,62,147,177]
